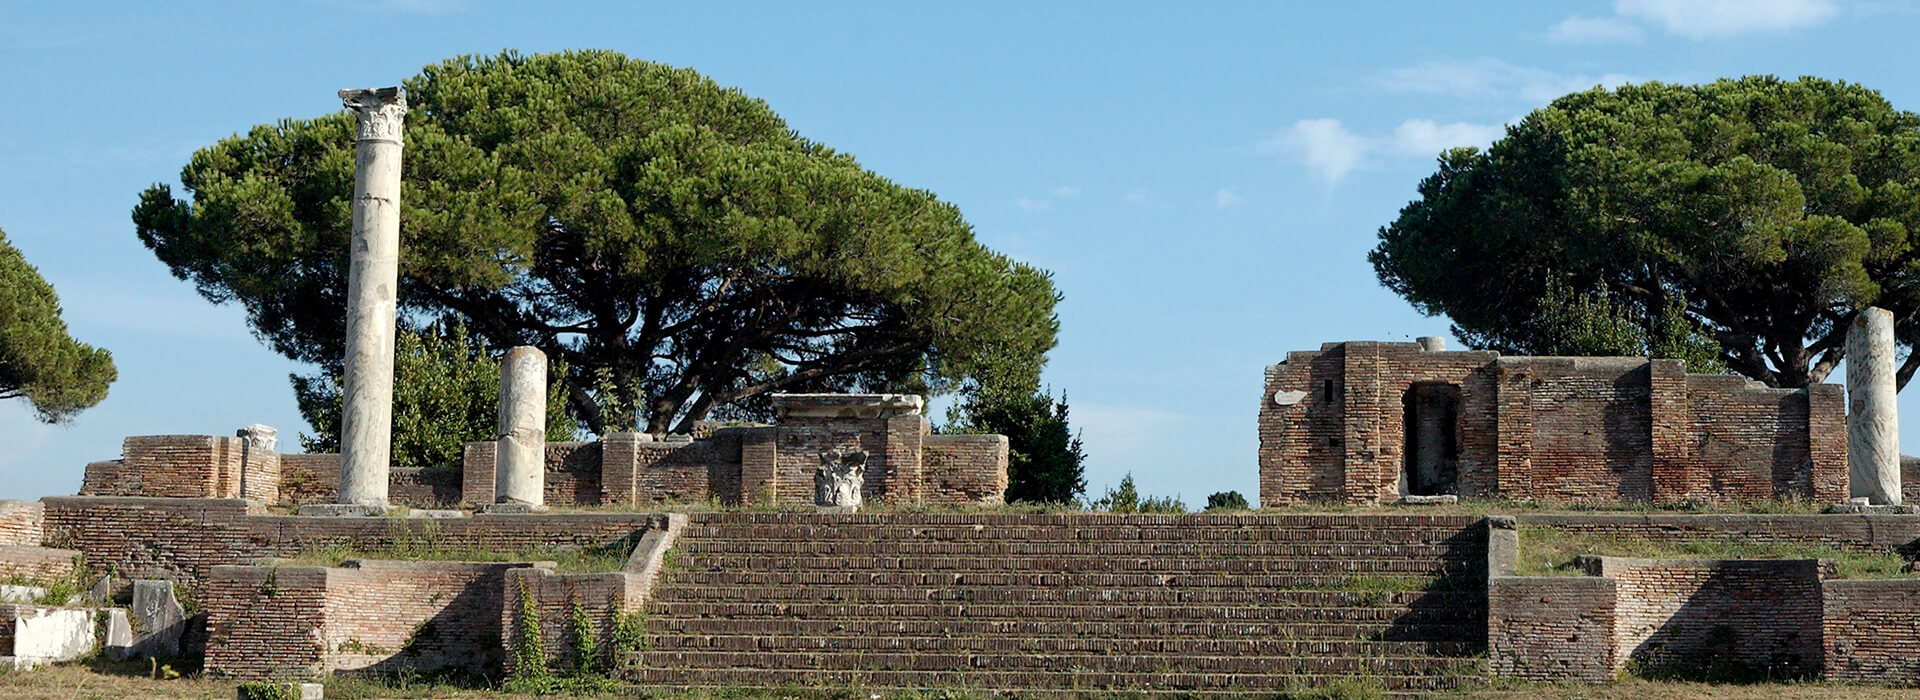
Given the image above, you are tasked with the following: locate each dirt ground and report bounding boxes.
[4,663,1917,700]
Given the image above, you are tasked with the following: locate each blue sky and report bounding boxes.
[3,0,1919,504]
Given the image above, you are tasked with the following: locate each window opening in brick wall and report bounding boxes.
[1402,382,1461,496]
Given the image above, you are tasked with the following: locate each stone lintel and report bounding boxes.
[293,503,391,517]
[771,393,924,419]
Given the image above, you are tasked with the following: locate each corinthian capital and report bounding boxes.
[338,87,408,143]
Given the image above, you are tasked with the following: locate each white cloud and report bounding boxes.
[1013,197,1049,212]
[1547,15,1645,42]
[1374,58,1637,104]
[1213,189,1244,209]
[1616,0,1839,38]
[1266,117,1505,184]
[1267,118,1370,184]
[1051,186,1082,198]
[1123,190,1158,206]
[1388,120,1506,157]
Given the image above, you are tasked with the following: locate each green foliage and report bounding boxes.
[135,49,1059,434]
[566,598,599,677]
[1516,527,1911,579]
[293,321,575,467]
[236,681,300,700]
[1528,281,1725,374]
[1089,473,1185,514]
[944,345,1084,504]
[1204,490,1249,511]
[1371,76,1920,389]
[607,609,647,665]
[507,580,548,686]
[1282,678,1388,700]
[0,227,115,423]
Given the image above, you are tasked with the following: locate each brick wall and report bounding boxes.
[0,500,43,546]
[278,454,339,505]
[1822,579,1920,682]
[1592,557,1822,677]
[1522,359,1654,503]
[203,566,329,678]
[80,435,248,499]
[1487,576,1618,681]
[41,496,666,589]
[389,468,462,507]
[503,568,640,675]
[275,455,458,508]
[1260,341,1844,506]
[0,544,79,580]
[462,441,605,506]
[772,418,890,504]
[205,561,533,679]
[1518,514,1920,553]
[922,435,1009,504]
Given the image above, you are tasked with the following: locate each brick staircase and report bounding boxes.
[632,513,1490,695]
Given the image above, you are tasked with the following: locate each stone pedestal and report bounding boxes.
[336,87,407,509]
[495,346,547,506]
[1847,307,1901,505]
[1416,336,1447,352]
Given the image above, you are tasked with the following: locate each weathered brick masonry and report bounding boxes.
[0,500,43,546]
[81,395,1007,511]
[1261,341,1846,506]
[1488,575,1618,681]
[40,496,666,588]
[204,561,536,679]
[1594,557,1824,677]
[1490,524,1920,685]
[1822,579,1920,681]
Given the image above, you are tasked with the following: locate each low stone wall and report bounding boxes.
[503,568,639,675]
[40,496,666,588]
[80,436,251,499]
[276,454,339,505]
[1519,514,1920,553]
[0,545,80,581]
[1822,579,1920,682]
[1487,575,1617,681]
[923,434,1010,504]
[204,561,535,679]
[0,501,43,546]
[1592,557,1822,678]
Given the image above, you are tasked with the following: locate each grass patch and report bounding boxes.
[1515,527,1911,579]
[277,536,634,574]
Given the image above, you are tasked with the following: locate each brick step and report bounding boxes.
[649,633,1481,657]
[638,649,1474,675]
[628,666,1485,693]
[682,525,1482,544]
[675,540,1478,558]
[663,569,1481,590]
[688,513,1484,528]
[677,554,1479,575]
[651,601,1478,625]
[647,616,1486,642]
[650,584,1484,607]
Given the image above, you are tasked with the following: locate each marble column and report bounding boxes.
[1847,306,1901,505]
[336,87,406,508]
[495,346,547,505]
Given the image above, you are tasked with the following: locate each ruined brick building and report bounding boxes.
[1259,340,1848,506]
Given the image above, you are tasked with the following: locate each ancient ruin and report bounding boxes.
[5,82,1920,691]
[1259,340,1847,507]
